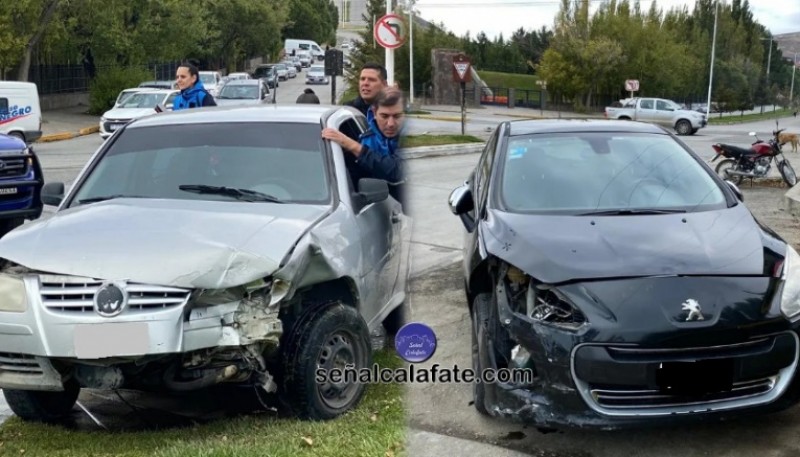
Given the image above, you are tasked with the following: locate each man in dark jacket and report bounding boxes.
[344,63,388,117]
[296,88,320,104]
[323,87,407,209]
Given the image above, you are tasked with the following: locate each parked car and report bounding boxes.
[280,62,297,79]
[296,51,312,68]
[605,97,707,135]
[198,71,223,96]
[214,79,273,106]
[0,133,44,236]
[448,118,800,429]
[252,65,279,88]
[306,65,329,85]
[99,90,178,139]
[138,81,177,90]
[284,56,302,72]
[113,88,146,108]
[0,104,411,424]
[274,63,289,81]
[227,72,251,81]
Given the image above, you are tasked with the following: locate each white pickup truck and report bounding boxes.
[605,97,707,136]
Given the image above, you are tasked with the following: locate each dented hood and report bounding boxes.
[483,204,777,284]
[0,199,330,289]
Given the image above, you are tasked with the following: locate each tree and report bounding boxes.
[0,0,61,81]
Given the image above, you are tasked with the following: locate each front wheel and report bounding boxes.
[675,119,692,135]
[715,158,742,185]
[281,302,372,420]
[779,160,797,187]
[4,379,80,423]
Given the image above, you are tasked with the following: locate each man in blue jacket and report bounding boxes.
[322,87,406,209]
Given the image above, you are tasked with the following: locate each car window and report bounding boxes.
[499,132,727,213]
[120,93,163,108]
[0,98,8,114]
[474,129,499,211]
[639,99,654,109]
[656,100,673,111]
[69,123,331,206]
[218,84,258,99]
[337,118,366,192]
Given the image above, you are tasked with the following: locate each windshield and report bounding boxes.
[120,92,165,109]
[499,132,727,214]
[70,123,331,206]
[200,74,216,85]
[218,84,258,99]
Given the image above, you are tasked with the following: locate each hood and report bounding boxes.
[103,108,157,120]
[483,204,782,284]
[0,199,329,289]
[0,134,25,152]
[215,98,262,106]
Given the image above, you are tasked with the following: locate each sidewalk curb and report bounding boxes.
[37,125,99,143]
[401,142,484,160]
[785,184,800,219]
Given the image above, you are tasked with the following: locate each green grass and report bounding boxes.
[400,134,484,148]
[707,108,795,125]
[477,70,540,91]
[0,351,406,457]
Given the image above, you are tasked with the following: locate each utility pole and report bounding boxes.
[760,36,773,113]
[408,0,414,104]
[705,0,718,118]
[791,52,798,108]
[385,0,394,85]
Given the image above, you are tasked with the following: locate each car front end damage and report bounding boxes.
[474,258,800,430]
[0,217,352,400]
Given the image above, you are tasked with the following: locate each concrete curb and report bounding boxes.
[401,142,484,160]
[785,184,800,218]
[37,125,99,143]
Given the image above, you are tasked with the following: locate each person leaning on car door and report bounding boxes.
[172,60,217,110]
[322,86,407,210]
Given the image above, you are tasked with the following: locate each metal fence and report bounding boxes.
[24,61,181,95]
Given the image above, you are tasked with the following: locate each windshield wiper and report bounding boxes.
[178,184,284,203]
[577,208,687,216]
[77,194,148,204]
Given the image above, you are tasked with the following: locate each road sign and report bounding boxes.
[452,54,472,83]
[625,79,640,91]
[374,14,406,49]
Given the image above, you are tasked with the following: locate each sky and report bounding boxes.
[413,0,800,40]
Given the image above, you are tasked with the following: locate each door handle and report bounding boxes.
[391,211,401,223]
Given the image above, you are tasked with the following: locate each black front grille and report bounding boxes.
[103,120,129,133]
[0,352,43,375]
[0,156,30,179]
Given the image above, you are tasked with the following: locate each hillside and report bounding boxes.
[775,31,800,60]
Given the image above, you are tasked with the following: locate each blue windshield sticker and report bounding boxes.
[508,146,526,159]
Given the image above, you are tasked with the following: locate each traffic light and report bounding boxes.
[325,49,344,77]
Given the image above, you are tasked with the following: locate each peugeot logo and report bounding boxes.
[93,282,128,317]
[681,298,704,321]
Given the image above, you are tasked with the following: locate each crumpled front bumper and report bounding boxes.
[0,274,270,391]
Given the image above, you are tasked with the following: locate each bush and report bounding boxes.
[88,67,153,115]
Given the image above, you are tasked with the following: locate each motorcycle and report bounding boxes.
[711,124,797,187]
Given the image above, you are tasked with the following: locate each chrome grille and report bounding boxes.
[0,352,43,375]
[590,377,777,410]
[39,275,190,314]
[0,156,29,179]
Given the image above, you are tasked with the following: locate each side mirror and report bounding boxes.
[725,180,743,201]
[448,184,474,215]
[41,181,65,206]
[357,178,389,205]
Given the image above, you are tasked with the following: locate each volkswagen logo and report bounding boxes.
[93,282,128,317]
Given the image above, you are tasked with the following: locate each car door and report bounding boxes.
[464,127,499,281]
[327,111,400,325]
[655,99,676,126]
[636,99,656,122]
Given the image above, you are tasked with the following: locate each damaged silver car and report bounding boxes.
[0,104,411,423]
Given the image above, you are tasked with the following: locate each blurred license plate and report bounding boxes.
[0,188,17,195]
[108,124,119,131]
[74,322,149,358]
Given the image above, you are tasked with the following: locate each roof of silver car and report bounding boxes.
[506,118,668,136]
[130,104,352,128]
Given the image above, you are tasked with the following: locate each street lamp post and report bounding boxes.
[408,0,415,104]
[705,0,718,118]
[790,52,798,109]
[760,36,773,113]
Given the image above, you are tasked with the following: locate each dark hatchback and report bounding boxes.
[448,119,800,429]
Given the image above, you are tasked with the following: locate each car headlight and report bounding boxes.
[193,278,274,306]
[781,246,800,318]
[0,274,28,312]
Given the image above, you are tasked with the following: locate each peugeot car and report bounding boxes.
[448,119,800,429]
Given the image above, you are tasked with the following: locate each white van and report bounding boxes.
[0,82,42,143]
[284,39,325,61]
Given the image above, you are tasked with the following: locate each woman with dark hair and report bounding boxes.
[173,60,217,110]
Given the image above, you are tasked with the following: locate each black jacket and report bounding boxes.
[344,96,371,117]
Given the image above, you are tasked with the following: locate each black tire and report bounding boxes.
[3,379,80,423]
[715,159,742,185]
[471,293,491,416]
[779,161,797,187]
[382,301,410,335]
[281,302,372,420]
[676,119,692,135]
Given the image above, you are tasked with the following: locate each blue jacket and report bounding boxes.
[173,80,216,110]
[355,108,404,183]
